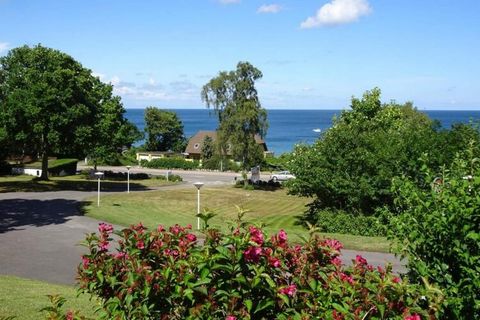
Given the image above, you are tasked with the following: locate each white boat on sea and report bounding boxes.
[313,128,321,133]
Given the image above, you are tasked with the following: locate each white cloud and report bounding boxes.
[257,4,282,14]
[218,0,240,4]
[300,0,371,29]
[0,42,10,54]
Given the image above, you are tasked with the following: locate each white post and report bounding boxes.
[193,182,204,230]
[126,166,131,193]
[95,172,104,207]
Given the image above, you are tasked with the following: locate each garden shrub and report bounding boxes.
[388,152,480,319]
[76,221,442,319]
[234,179,282,191]
[309,209,386,237]
[202,156,241,172]
[142,157,199,170]
[152,174,183,182]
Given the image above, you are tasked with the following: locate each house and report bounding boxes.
[184,130,269,160]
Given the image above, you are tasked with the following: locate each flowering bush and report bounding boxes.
[77,221,442,319]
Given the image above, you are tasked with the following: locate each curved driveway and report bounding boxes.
[0,171,406,285]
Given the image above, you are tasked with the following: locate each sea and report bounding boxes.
[125,109,480,155]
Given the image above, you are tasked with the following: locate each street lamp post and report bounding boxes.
[126,165,131,193]
[94,172,104,207]
[193,182,204,230]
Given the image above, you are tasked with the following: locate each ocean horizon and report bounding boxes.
[125,109,480,155]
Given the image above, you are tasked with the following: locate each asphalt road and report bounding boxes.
[0,176,406,285]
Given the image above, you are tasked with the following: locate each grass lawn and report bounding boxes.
[85,187,390,252]
[0,275,97,320]
[0,174,178,193]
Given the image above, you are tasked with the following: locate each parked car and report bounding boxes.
[270,171,295,182]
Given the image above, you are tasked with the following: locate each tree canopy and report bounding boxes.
[201,61,268,171]
[288,88,440,215]
[0,44,140,178]
[144,107,186,152]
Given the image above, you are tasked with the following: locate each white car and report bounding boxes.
[270,171,295,182]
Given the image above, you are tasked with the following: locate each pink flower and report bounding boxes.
[325,239,343,251]
[186,224,192,230]
[268,257,281,268]
[339,272,355,285]
[98,240,109,251]
[249,226,264,245]
[66,310,74,320]
[81,256,90,268]
[277,229,288,243]
[185,233,197,242]
[157,225,165,232]
[392,276,401,283]
[115,252,127,259]
[136,240,145,250]
[244,246,262,263]
[331,256,342,267]
[226,316,237,320]
[98,223,113,233]
[279,284,297,296]
[404,314,421,320]
[170,224,182,235]
[355,255,368,266]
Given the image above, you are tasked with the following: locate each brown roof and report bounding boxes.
[185,130,267,155]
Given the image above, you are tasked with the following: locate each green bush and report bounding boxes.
[388,151,480,318]
[75,221,442,319]
[309,209,386,237]
[143,157,199,170]
[152,174,183,182]
[202,156,241,172]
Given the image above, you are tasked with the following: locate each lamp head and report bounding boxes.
[94,172,104,177]
[126,165,131,170]
[193,182,204,190]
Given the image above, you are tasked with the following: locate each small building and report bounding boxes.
[136,151,183,163]
[184,130,269,160]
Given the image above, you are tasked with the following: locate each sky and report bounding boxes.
[0,0,479,110]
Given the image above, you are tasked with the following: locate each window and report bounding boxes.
[194,143,200,149]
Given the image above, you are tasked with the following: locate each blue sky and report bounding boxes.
[1,0,479,110]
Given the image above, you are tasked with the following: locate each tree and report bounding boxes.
[144,107,186,152]
[288,88,439,216]
[0,44,140,178]
[201,62,268,173]
[201,135,214,160]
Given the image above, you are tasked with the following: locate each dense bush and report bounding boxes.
[48,158,78,176]
[306,209,386,237]
[81,170,150,181]
[76,221,443,319]
[288,88,439,216]
[142,158,199,170]
[234,179,282,191]
[388,152,480,318]
[152,174,183,182]
[202,156,241,172]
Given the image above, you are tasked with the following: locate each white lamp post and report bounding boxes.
[126,166,131,193]
[94,172,104,207]
[193,182,204,230]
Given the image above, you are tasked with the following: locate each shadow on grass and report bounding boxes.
[0,198,90,233]
[0,179,151,193]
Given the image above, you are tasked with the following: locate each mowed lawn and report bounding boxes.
[85,187,390,252]
[0,174,177,193]
[0,275,98,320]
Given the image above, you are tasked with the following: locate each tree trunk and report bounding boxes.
[39,149,49,180]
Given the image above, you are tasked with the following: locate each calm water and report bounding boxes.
[125,109,480,155]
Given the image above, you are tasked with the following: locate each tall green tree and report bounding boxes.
[201,135,214,160]
[0,44,140,178]
[201,62,268,172]
[144,107,186,152]
[288,88,439,216]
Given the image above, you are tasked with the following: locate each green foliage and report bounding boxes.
[202,61,268,171]
[142,157,199,170]
[201,135,214,160]
[77,222,442,319]
[47,158,78,176]
[0,44,141,178]
[388,150,480,318]
[305,209,386,237]
[201,156,241,172]
[288,88,439,215]
[144,107,186,152]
